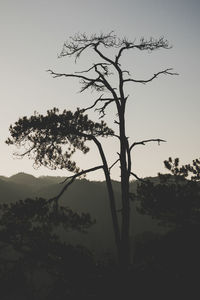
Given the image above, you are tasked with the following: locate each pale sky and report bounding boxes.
[0,0,200,180]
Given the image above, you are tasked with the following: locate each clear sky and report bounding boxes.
[0,0,200,180]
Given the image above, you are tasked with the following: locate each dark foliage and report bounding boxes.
[136,157,200,228]
[6,108,113,172]
[0,197,94,245]
[0,197,95,299]
[133,157,200,296]
[132,227,200,298]
[164,157,200,180]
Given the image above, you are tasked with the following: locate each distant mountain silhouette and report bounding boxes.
[0,176,35,203]
[0,173,165,258]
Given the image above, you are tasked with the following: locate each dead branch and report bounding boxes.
[80,95,104,112]
[81,95,116,114]
[124,68,178,84]
[130,172,145,182]
[95,99,115,118]
[59,32,121,62]
[130,138,166,152]
[94,44,116,66]
[93,65,120,106]
[109,158,120,171]
[115,36,171,64]
[47,69,98,82]
[79,78,105,93]
[48,165,103,203]
[75,63,111,74]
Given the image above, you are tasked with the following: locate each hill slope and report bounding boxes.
[0,173,164,257]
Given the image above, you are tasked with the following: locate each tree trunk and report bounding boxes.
[92,136,121,263]
[119,109,131,269]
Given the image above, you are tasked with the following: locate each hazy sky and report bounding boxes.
[0,0,200,180]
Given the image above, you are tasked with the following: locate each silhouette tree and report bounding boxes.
[6,32,177,269]
[137,157,200,228]
[0,197,95,299]
[135,158,200,293]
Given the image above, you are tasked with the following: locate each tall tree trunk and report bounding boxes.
[92,136,121,263]
[119,109,131,269]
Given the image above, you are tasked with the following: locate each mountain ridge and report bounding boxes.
[0,172,164,257]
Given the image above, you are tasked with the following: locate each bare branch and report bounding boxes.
[94,44,115,65]
[59,39,92,61]
[130,172,145,182]
[48,69,107,93]
[80,95,117,115]
[93,65,120,107]
[79,78,105,93]
[130,138,166,152]
[124,68,178,84]
[109,158,120,171]
[75,63,111,74]
[115,36,171,64]
[48,165,103,203]
[47,69,99,82]
[59,32,121,62]
[80,95,104,112]
[95,99,115,118]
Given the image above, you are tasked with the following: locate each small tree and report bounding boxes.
[0,197,95,299]
[6,32,177,269]
[136,158,200,288]
[137,157,200,229]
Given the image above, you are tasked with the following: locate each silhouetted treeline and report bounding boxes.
[0,174,164,256]
[134,157,200,297]
[1,159,200,298]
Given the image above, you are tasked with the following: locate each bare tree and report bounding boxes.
[6,32,177,269]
